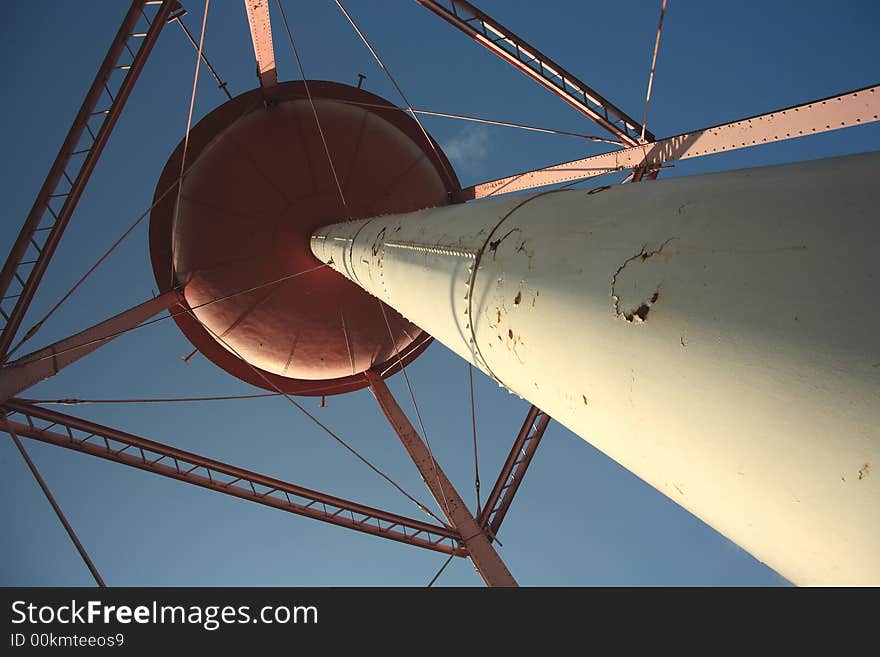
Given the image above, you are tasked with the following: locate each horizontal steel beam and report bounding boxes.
[455,84,880,200]
[1,400,464,557]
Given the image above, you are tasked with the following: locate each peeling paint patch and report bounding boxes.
[503,327,526,364]
[623,291,660,323]
[611,237,676,322]
[858,463,871,480]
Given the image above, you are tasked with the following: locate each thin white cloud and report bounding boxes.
[441,126,490,173]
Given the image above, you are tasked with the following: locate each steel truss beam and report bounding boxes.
[415,0,651,146]
[479,406,550,538]
[365,369,517,587]
[0,0,178,361]
[1,400,464,557]
[456,84,880,200]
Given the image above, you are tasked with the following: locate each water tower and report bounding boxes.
[1,0,878,586]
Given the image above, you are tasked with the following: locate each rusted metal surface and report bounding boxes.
[150,81,457,396]
[365,369,518,587]
[0,291,181,402]
[415,0,650,146]
[455,84,880,200]
[0,0,176,361]
[479,405,550,538]
[243,0,277,87]
[1,400,465,557]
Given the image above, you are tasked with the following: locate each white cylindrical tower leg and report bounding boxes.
[312,152,880,585]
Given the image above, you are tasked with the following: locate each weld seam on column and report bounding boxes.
[466,189,573,389]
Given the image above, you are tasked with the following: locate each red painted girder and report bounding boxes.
[415,0,651,147]
[456,84,880,200]
[0,1,177,360]
[479,406,550,539]
[0,291,182,402]
[243,0,277,87]
[1,400,464,557]
[365,369,517,587]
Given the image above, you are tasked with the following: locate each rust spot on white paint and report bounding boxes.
[611,238,676,322]
[489,228,518,258]
[858,463,871,480]
[624,291,660,323]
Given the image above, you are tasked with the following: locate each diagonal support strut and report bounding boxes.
[0,0,177,360]
[0,291,182,402]
[365,368,517,587]
[479,405,550,539]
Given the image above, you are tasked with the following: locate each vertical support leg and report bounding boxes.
[365,369,517,587]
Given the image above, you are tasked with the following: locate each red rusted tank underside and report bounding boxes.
[149,81,458,395]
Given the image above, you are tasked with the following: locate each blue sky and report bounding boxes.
[1,0,878,586]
